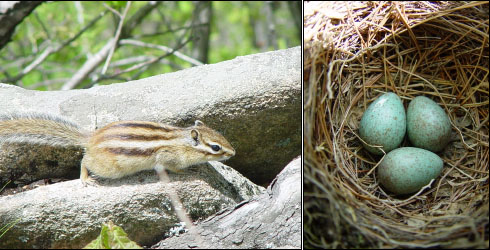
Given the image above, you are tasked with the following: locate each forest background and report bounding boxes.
[0,1,301,90]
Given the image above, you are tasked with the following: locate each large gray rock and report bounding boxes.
[0,162,264,248]
[153,156,302,249]
[0,46,301,186]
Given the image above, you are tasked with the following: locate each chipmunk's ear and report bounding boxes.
[194,120,204,126]
[191,129,200,145]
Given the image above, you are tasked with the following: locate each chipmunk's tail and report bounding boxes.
[0,113,88,147]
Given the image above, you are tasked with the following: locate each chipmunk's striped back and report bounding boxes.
[90,121,183,157]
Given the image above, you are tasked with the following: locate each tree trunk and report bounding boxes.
[191,1,212,64]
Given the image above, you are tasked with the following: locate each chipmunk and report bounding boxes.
[0,113,235,186]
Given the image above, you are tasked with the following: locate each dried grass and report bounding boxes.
[304,1,489,248]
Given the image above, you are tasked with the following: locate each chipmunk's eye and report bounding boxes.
[211,144,221,152]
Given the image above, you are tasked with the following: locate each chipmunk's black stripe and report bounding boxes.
[107,122,172,132]
[101,133,178,142]
[104,145,216,157]
[105,147,157,156]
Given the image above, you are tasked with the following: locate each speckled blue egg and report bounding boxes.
[377,147,443,195]
[407,96,451,152]
[359,92,406,155]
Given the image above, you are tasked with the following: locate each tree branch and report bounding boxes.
[5,9,108,83]
[101,1,132,75]
[62,1,162,90]
[96,36,194,83]
[120,39,203,66]
[61,38,114,90]
[0,1,43,50]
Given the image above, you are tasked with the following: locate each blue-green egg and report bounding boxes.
[359,92,406,155]
[407,96,451,152]
[377,147,443,195]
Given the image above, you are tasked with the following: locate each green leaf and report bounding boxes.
[84,221,142,249]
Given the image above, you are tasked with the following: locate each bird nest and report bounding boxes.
[304,1,489,248]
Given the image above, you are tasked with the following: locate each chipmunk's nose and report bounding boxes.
[224,147,235,158]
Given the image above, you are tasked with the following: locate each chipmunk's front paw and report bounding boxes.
[81,176,98,187]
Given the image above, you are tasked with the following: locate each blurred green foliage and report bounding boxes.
[0,1,300,90]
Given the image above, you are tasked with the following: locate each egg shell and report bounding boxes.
[407,96,451,152]
[359,92,406,155]
[377,147,443,195]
